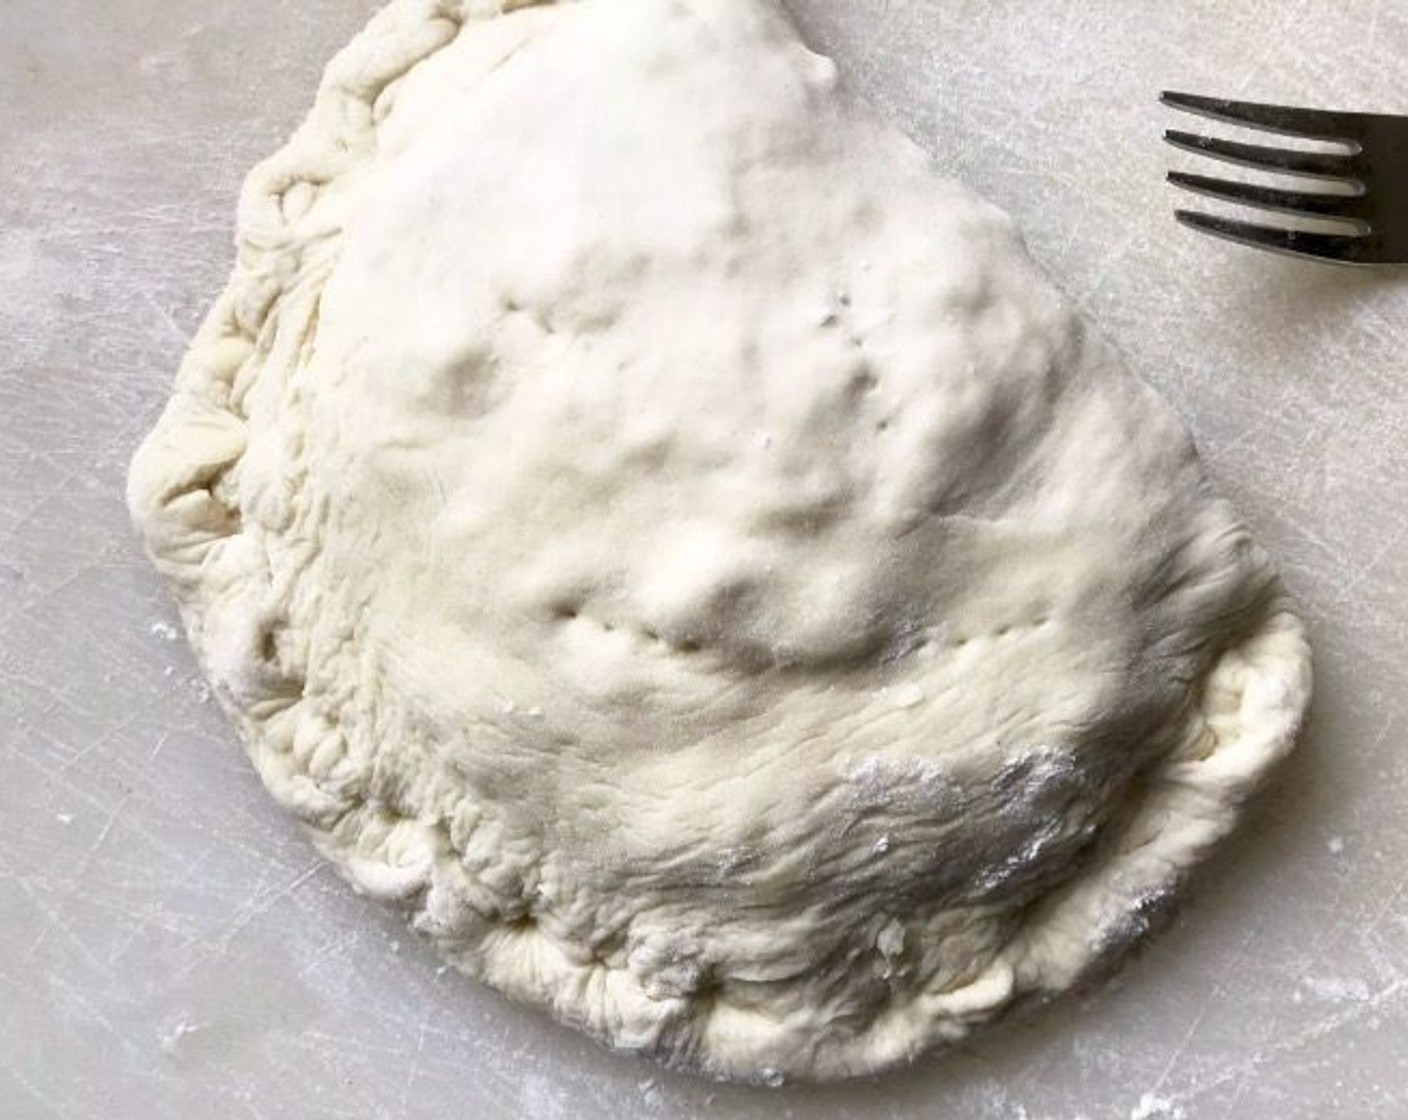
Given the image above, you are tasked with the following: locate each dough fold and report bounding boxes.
[129,0,1311,1082]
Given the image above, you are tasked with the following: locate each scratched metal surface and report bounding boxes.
[2,1,1406,1117]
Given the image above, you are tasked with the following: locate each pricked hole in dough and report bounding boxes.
[550,603,581,622]
[876,418,891,433]
[677,638,703,654]
[849,367,880,396]
[641,627,662,642]
[441,349,501,418]
[495,294,556,335]
[260,630,279,663]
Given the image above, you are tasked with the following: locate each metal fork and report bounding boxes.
[1162,90,1408,265]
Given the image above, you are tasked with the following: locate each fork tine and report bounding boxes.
[1167,171,1368,224]
[1161,91,1364,143]
[1164,130,1359,181]
[1174,210,1372,264]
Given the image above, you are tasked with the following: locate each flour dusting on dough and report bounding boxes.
[128,0,1310,1082]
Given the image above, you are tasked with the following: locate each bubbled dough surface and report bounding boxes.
[127,0,1310,1082]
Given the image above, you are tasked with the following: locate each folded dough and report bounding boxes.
[128,0,1311,1082]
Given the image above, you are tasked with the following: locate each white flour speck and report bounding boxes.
[1302,976,1370,1003]
[1131,1093,1186,1120]
[846,756,882,784]
[877,917,905,957]
[1327,835,1346,855]
[159,1019,204,1055]
[150,620,179,641]
[518,1071,570,1119]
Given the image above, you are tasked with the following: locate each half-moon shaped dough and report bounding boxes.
[128,0,1311,1082]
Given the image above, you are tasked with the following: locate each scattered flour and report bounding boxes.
[1302,976,1371,1004]
[1131,1093,1186,1120]
[159,1018,205,1055]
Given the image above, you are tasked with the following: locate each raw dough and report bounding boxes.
[127,0,1311,1082]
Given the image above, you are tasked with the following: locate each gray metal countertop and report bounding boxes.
[3,2,1406,1117]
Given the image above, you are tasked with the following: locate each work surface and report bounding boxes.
[3,2,1406,1117]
